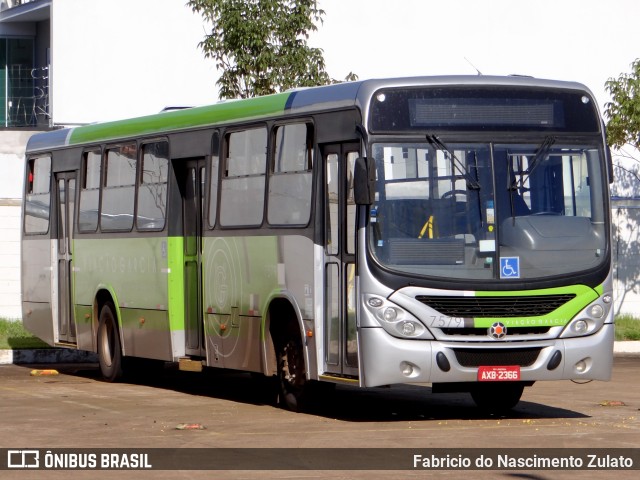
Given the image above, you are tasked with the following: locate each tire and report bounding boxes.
[277,338,307,412]
[470,383,524,414]
[97,301,123,382]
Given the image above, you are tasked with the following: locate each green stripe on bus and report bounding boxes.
[473,285,598,328]
[167,236,185,332]
[68,93,291,145]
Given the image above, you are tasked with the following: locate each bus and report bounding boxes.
[21,76,614,412]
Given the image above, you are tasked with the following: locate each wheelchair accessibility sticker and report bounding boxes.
[500,257,520,279]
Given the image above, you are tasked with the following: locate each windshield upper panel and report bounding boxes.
[369,142,607,281]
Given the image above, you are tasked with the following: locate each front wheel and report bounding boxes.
[277,339,307,412]
[97,301,123,382]
[470,383,524,414]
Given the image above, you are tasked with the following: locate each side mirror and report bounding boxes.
[354,156,376,205]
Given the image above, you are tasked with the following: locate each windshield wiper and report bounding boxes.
[426,135,481,190]
[509,136,556,191]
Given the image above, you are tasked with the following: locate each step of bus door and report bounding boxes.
[178,357,204,372]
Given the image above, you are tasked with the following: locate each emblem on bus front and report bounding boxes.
[489,322,507,339]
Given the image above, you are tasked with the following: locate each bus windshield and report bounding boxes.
[368,141,607,280]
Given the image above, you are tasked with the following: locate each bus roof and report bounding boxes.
[26,75,594,153]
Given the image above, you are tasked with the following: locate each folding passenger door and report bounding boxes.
[54,171,77,345]
[178,158,206,357]
[322,143,360,377]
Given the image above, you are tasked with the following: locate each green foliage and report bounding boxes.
[605,59,640,151]
[187,0,356,99]
[615,314,640,341]
[0,319,49,350]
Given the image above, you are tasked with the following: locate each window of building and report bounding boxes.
[219,127,267,227]
[0,37,38,127]
[101,144,136,231]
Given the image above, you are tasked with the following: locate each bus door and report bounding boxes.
[178,158,206,357]
[54,171,77,345]
[322,143,360,377]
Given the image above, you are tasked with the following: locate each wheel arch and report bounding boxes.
[93,286,124,354]
[263,295,309,379]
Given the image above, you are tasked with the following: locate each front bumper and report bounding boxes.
[359,323,614,387]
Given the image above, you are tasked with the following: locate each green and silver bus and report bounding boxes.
[21,76,614,412]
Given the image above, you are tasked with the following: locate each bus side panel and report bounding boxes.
[202,234,315,372]
[120,308,173,360]
[280,234,317,378]
[21,237,54,345]
[202,236,273,372]
[73,236,173,361]
[74,304,94,352]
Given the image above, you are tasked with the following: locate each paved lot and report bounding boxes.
[0,355,638,479]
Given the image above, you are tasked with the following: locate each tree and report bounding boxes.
[605,60,640,316]
[187,0,356,99]
[605,59,640,151]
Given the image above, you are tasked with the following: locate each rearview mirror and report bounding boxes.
[354,156,376,205]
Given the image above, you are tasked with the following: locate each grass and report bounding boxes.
[0,318,50,350]
[615,314,640,341]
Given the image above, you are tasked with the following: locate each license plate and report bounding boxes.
[477,365,521,382]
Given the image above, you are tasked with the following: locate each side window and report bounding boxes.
[208,132,220,228]
[137,141,169,231]
[78,150,101,232]
[24,155,51,234]
[101,144,136,231]
[326,153,339,255]
[219,127,267,227]
[268,123,313,226]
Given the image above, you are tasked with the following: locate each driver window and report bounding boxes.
[373,144,485,242]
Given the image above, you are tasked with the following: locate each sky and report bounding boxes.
[310,0,640,113]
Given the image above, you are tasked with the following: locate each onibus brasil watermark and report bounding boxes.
[412,452,636,470]
[2,448,638,470]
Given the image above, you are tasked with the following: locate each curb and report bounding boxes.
[0,348,98,365]
[1,343,639,365]
[613,340,640,354]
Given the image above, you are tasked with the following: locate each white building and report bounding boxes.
[0,0,216,318]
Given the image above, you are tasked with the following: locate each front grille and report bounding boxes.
[440,327,551,336]
[453,347,541,367]
[416,294,575,317]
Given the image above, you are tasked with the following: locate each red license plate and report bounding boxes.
[477,365,521,382]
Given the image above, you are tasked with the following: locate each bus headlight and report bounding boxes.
[363,294,433,339]
[589,304,604,318]
[573,320,589,334]
[367,297,384,308]
[383,307,398,322]
[560,293,612,339]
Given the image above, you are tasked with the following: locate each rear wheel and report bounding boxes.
[97,301,123,382]
[470,383,524,414]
